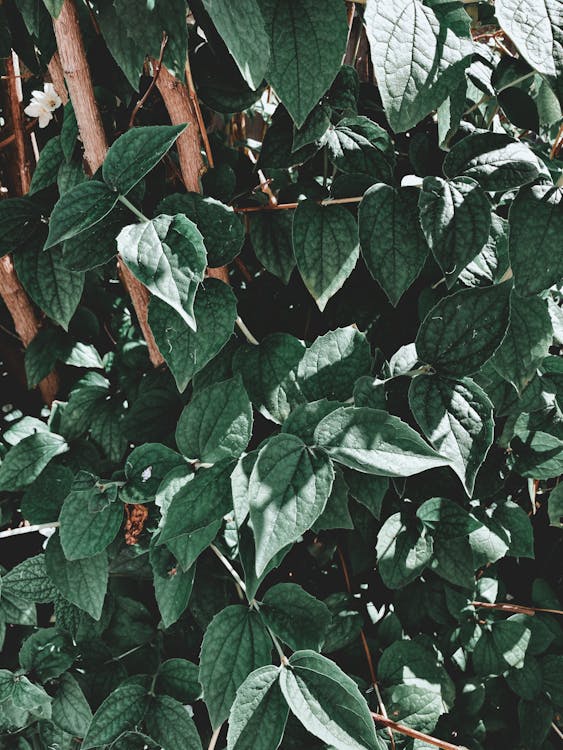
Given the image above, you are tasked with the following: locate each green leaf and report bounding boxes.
[149,278,237,392]
[473,620,532,676]
[103,125,186,194]
[145,694,203,750]
[326,117,394,180]
[45,181,119,249]
[29,136,63,194]
[365,0,472,133]
[159,460,234,543]
[416,496,482,537]
[202,0,268,90]
[297,326,372,402]
[45,533,108,620]
[176,375,253,463]
[548,483,563,527]
[314,406,450,477]
[519,698,553,749]
[258,0,348,127]
[248,433,334,575]
[279,650,378,750]
[293,103,332,151]
[419,177,491,288]
[509,184,563,297]
[292,200,359,311]
[158,192,245,268]
[282,400,345,446]
[443,131,544,191]
[376,512,433,588]
[249,210,296,284]
[0,432,68,492]
[233,333,306,424]
[415,282,512,376]
[117,214,207,330]
[59,483,123,561]
[51,673,92,737]
[199,605,272,729]
[227,666,288,750]
[344,469,388,518]
[82,683,149,750]
[431,536,475,589]
[0,198,42,256]
[14,246,84,331]
[2,555,58,603]
[379,640,455,733]
[261,583,331,651]
[358,183,428,305]
[491,293,552,391]
[150,543,196,629]
[495,0,563,88]
[506,655,543,700]
[493,500,534,558]
[409,375,494,495]
[155,659,202,704]
[541,654,563,705]
[468,512,510,566]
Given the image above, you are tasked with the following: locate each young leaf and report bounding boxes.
[102,124,186,194]
[418,176,491,288]
[297,326,372,402]
[45,181,119,249]
[248,433,334,575]
[261,583,331,651]
[509,184,563,297]
[326,116,394,180]
[376,512,433,588]
[258,0,348,127]
[159,460,235,543]
[233,333,306,424]
[0,432,68,492]
[15,246,84,331]
[415,282,512,376]
[145,694,203,750]
[314,406,450,477]
[227,666,288,750]
[443,131,544,191]
[117,213,207,330]
[358,183,428,305]
[150,543,196,628]
[199,605,272,729]
[365,0,472,132]
[82,683,149,750]
[279,650,379,750]
[175,375,253,463]
[59,484,123,561]
[51,673,92,738]
[292,200,359,311]
[149,278,237,392]
[249,210,296,284]
[409,375,494,495]
[45,533,108,621]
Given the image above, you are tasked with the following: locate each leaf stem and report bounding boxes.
[472,601,563,616]
[371,713,469,750]
[233,195,364,214]
[207,726,222,750]
[0,521,59,540]
[118,194,150,223]
[236,317,260,345]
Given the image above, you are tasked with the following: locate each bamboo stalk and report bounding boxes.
[52,0,163,366]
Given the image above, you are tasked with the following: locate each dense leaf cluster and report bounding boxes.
[0,0,562,749]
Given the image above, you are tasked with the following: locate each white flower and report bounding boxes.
[24,83,62,128]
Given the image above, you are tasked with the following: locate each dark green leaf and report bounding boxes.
[45,181,119,249]
[376,513,433,588]
[227,666,288,750]
[249,210,295,284]
[82,683,149,750]
[261,583,331,651]
[0,432,68,492]
[52,673,92,737]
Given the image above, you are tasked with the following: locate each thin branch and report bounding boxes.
[207,726,222,750]
[472,601,563,617]
[371,713,468,750]
[552,722,563,741]
[0,521,59,540]
[129,33,168,130]
[210,543,247,594]
[235,316,259,345]
[0,119,37,152]
[185,55,214,168]
[550,120,563,160]
[234,195,364,214]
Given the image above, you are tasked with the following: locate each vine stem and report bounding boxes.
[209,543,287,664]
[234,195,364,214]
[472,601,563,617]
[207,726,222,750]
[118,194,150,223]
[0,521,59,540]
[371,713,469,750]
[129,32,168,129]
[235,317,259,345]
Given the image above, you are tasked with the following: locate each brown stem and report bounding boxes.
[234,195,364,213]
[0,257,58,404]
[6,55,31,193]
[52,0,163,366]
[371,713,468,750]
[185,56,214,168]
[129,33,168,130]
[0,119,37,153]
[47,51,69,105]
[472,601,563,617]
[155,63,229,282]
